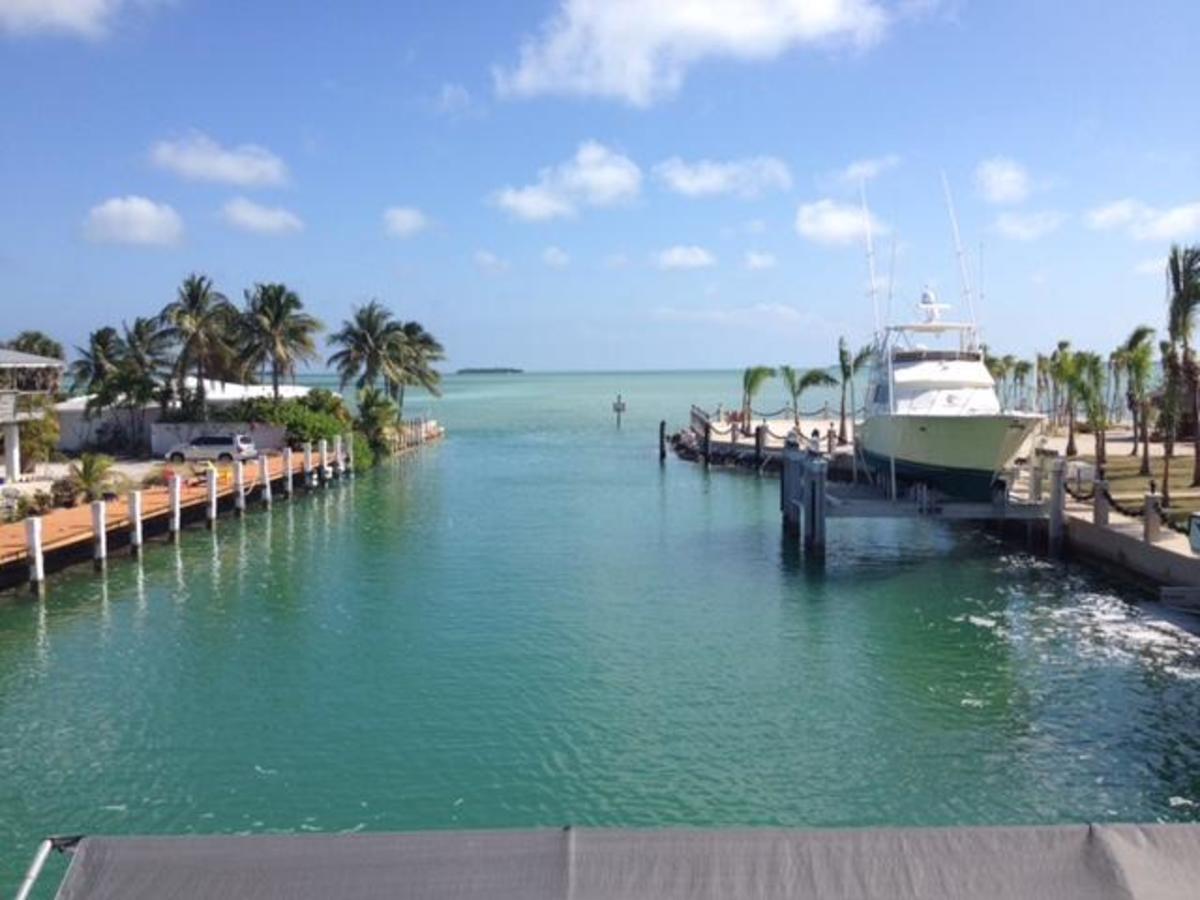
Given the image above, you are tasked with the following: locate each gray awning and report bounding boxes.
[49,824,1200,900]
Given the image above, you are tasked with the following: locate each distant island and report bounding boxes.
[456,367,524,375]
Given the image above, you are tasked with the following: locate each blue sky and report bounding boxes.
[1,0,1198,370]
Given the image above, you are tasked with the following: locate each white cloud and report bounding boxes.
[435,82,472,116]
[492,140,641,221]
[744,250,777,270]
[657,245,716,270]
[655,155,792,198]
[494,0,889,106]
[151,133,288,187]
[542,245,570,267]
[1086,198,1200,241]
[84,195,182,245]
[0,0,155,38]
[974,157,1030,205]
[795,198,886,245]
[993,210,1065,241]
[836,154,900,185]
[221,197,303,235]
[652,302,815,328]
[383,206,429,238]
[474,249,509,273]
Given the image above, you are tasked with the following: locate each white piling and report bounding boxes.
[303,442,314,487]
[259,454,272,506]
[91,500,107,569]
[169,475,182,538]
[780,434,803,534]
[805,458,828,557]
[319,439,329,483]
[333,435,343,477]
[234,460,246,514]
[205,468,218,528]
[25,516,44,589]
[1144,493,1162,543]
[129,489,143,556]
[283,447,294,496]
[1047,458,1066,556]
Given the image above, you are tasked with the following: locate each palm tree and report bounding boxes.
[158,274,237,419]
[69,452,121,502]
[836,337,872,444]
[242,283,323,401]
[1119,326,1155,475]
[6,330,64,360]
[387,320,444,418]
[1012,359,1033,410]
[122,316,172,384]
[1161,338,1182,505]
[1167,245,1200,484]
[355,386,398,454]
[69,326,122,394]
[779,365,836,428]
[327,300,405,393]
[1074,351,1108,465]
[1050,343,1080,456]
[739,366,776,435]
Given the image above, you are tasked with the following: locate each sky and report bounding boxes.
[1,0,1198,371]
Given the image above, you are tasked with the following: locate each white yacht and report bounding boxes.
[858,289,1041,501]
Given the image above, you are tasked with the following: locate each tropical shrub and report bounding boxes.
[69,453,122,502]
[17,395,60,473]
[351,431,376,470]
[50,476,79,508]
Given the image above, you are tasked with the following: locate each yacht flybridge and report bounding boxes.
[858,289,1041,501]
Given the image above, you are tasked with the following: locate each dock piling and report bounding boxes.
[1047,458,1066,556]
[1093,480,1109,526]
[169,475,182,538]
[319,439,329,483]
[303,442,314,487]
[1144,492,1162,543]
[703,421,712,469]
[129,489,143,556]
[283,447,294,496]
[780,434,802,534]
[805,457,827,557]
[333,435,343,477]
[754,425,766,470]
[259,455,272,506]
[25,516,44,590]
[659,421,667,463]
[91,500,107,570]
[234,461,246,515]
[205,468,217,528]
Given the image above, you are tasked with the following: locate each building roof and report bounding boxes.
[38,824,1200,900]
[0,347,65,369]
[55,377,311,412]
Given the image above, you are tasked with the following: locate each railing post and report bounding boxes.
[1093,479,1109,527]
[91,499,107,570]
[283,447,294,496]
[234,460,246,515]
[258,454,272,506]
[25,516,44,591]
[169,474,182,538]
[1047,457,1065,556]
[1144,492,1162,543]
[129,489,143,556]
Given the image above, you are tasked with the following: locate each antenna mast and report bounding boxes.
[940,171,977,326]
[861,180,881,337]
[886,236,897,325]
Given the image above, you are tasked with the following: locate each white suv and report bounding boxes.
[165,434,257,463]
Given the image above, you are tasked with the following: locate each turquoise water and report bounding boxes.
[3,371,1200,889]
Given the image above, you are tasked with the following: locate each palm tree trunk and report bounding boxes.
[1065,390,1076,457]
[1192,379,1200,485]
[398,382,406,421]
[1140,403,1151,476]
[1164,452,1172,506]
[838,381,848,444]
[272,362,281,402]
[1129,404,1139,456]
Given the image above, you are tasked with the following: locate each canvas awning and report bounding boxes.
[29,824,1200,900]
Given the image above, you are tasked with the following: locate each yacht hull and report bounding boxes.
[859,413,1040,501]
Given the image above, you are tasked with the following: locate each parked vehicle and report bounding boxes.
[165,434,256,463]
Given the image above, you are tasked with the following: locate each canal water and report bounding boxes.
[3,371,1200,888]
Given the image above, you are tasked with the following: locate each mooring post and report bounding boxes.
[129,489,143,556]
[754,424,766,469]
[204,468,217,528]
[1030,457,1045,503]
[1047,457,1066,556]
[259,454,272,506]
[234,460,246,515]
[1093,479,1109,526]
[25,516,44,590]
[303,442,314,487]
[169,474,182,539]
[659,420,667,463]
[703,421,712,468]
[1144,492,1162,543]
[91,500,107,570]
[333,434,344,477]
[781,433,802,534]
[319,438,329,483]
[806,457,828,556]
[344,432,354,476]
[283,447,294,496]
